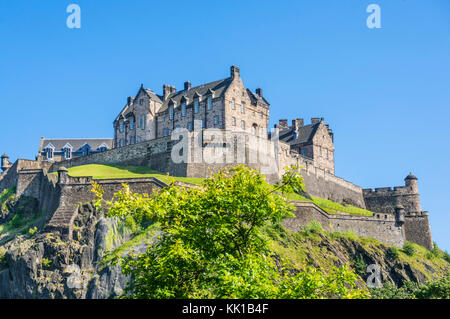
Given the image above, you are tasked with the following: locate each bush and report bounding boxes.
[41,258,52,269]
[387,247,400,260]
[370,281,419,299]
[354,254,368,277]
[403,242,416,257]
[444,251,450,264]
[0,251,7,270]
[302,220,324,234]
[28,227,38,236]
[414,273,450,299]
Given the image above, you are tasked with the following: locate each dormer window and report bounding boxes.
[194,100,199,113]
[47,148,53,160]
[207,97,212,110]
[169,106,174,120]
[182,103,186,117]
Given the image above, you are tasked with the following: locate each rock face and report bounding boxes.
[0,203,137,299]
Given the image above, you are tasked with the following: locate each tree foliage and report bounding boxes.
[93,165,368,299]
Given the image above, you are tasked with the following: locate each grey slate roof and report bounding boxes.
[158,78,232,113]
[278,122,321,145]
[40,138,114,152]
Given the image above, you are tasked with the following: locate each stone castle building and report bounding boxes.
[0,65,434,250]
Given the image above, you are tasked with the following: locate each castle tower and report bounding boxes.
[1,154,11,172]
[404,173,421,212]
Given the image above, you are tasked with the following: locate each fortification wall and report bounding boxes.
[363,186,421,214]
[282,202,404,247]
[403,212,433,250]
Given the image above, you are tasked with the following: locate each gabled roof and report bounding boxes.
[158,78,232,113]
[278,122,321,145]
[39,138,114,153]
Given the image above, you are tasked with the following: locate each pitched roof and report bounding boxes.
[246,89,269,107]
[40,138,114,152]
[278,122,321,145]
[158,78,232,112]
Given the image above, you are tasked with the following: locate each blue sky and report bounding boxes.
[0,1,449,250]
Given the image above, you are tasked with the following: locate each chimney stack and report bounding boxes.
[127,96,135,105]
[230,65,240,79]
[184,81,191,91]
[163,84,171,100]
[292,118,304,130]
[311,117,320,124]
[256,88,263,97]
[278,119,288,129]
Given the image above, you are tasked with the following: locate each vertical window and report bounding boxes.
[194,100,199,113]
[319,146,322,156]
[207,97,212,110]
[140,99,143,105]
[47,149,53,160]
[120,139,125,147]
[241,102,245,114]
[187,122,193,131]
[130,137,135,144]
[140,115,146,129]
[169,106,174,120]
[137,136,142,143]
[232,117,236,126]
[182,103,186,117]
[65,148,71,160]
[241,120,245,130]
[130,119,134,129]
[214,115,219,126]
[232,98,235,110]
[163,128,169,136]
[202,119,206,129]
[326,149,329,159]
[120,121,124,132]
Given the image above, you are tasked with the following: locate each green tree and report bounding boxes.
[94,165,368,299]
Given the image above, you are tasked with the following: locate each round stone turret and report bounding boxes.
[404,172,418,193]
[394,204,405,225]
[1,154,12,172]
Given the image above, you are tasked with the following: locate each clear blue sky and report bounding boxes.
[0,1,449,250]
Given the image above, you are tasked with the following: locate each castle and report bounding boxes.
[0,66,433,250]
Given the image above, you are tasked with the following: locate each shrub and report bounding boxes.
[41,258,52,269]
[444,251,450,264]
[403,242,416,257]
[370,281,419,299]
[387,247,400,260]
[28,227,38,236]
[0,251,7,270]
[302,220,324,234]
[354,254,368,277]
[414,273,450,299]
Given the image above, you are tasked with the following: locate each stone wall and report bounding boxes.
[282,202,405,247]
[404,212,433,250]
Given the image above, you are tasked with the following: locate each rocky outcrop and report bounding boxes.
[0,202,146,299]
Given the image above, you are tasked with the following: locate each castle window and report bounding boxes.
[163,128,169,137]
[130,137,135,145]
[207,97,212,110]
[120,139,125,147]
[139,115,146,129]
[252,124,257,136]
[182,103,186,117]
[194,100,199,113]
[139,99,143,105]
[232,117,236,126]
[137,136,142,143]
[214,115,219,126]
[326,149,329,159]
[120,121,124,133]
[241,120,245,130]
[47,149,53,160]
[169,106,174,120]
[187,122,193,131]
[130,119,134,130]
[64,148,72,160]
[319,146,322,156]
[241,102,245,114]
[202,119,206,129]
[232,98,235,110]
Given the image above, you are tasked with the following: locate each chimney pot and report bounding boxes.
[256,88,263,97]
[278,119,288,129]
[184,81,191,91]
[311,117,320,124]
